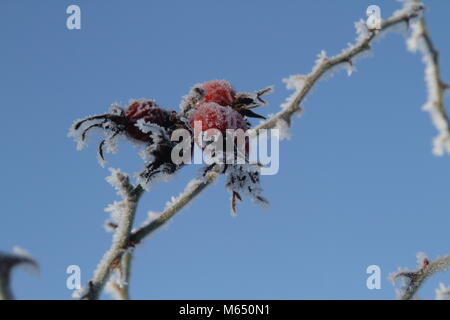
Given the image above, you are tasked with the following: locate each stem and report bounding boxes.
[130,170,219,245]
[107,250,133,300]
[83,179,143,300]
[118,251,133,300]
[411,2,450,155]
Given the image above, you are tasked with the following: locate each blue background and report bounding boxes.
[1,0,449,299]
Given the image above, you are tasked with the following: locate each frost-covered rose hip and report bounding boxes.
[70,99,178,145]
[126,100,170,122]
[201,80,236,107]
[124,100,177,141]
[69,99,184,187]
[189,102,248,133]
[69,79,272,212]
[181,80,272,120]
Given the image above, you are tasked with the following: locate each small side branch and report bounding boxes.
[390,253,450,300]
[129,170,220,246]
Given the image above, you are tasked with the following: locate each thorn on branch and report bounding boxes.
[0,248,38,300]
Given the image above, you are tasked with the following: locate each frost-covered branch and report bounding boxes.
[0,248,38,300]
[128,3,425,246]
[390,252,450,300]
[406,0,450,155]
[255,3,424,137]
[79,169,143,300]
[129,169,220,246]
[80,169,218,300]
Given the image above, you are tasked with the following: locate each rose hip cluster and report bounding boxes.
[69,80,271,214]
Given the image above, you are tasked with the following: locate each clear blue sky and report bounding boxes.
[1,0,449,300]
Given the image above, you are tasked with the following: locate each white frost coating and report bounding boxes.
[72,287,88,299]
[68,117,92,151]
[343,60,357,77]
[179,82,204,112]
[394,0,419,17]
[12,246,32,259]
[104,131,120,154]
[224,164,268,212]
[436,283,450,300]
[135,119,169,148]
[136,164,175,191]
[106,168,130,199]
[283,75,305,97]
[406,18,450,155]
[105,252,130,299]
[90,208,131,295]
[164,178,204,210]
[104,200,125,232]
[375,22,409,43]
[388,266,411,299]
[138,211,161,229]
[312,50,328,74]
[10,246,39,275]
[68,111,124,165]
[283,75,305,92]
[135,119,163,137]
[416,251,429,267]
[108,103,123,115]
[105,274,122,300]
[97,131,121,167]
[274,118,291,141]
[354,19,369,43]
[280,75,306,110]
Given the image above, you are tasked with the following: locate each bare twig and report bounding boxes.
[390,253,450,300]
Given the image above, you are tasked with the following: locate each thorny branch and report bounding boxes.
[407,0,450,155]
[81,169,218,299]
[129,170,220,246]
[390,253,450,300]
[80,2,450,300]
